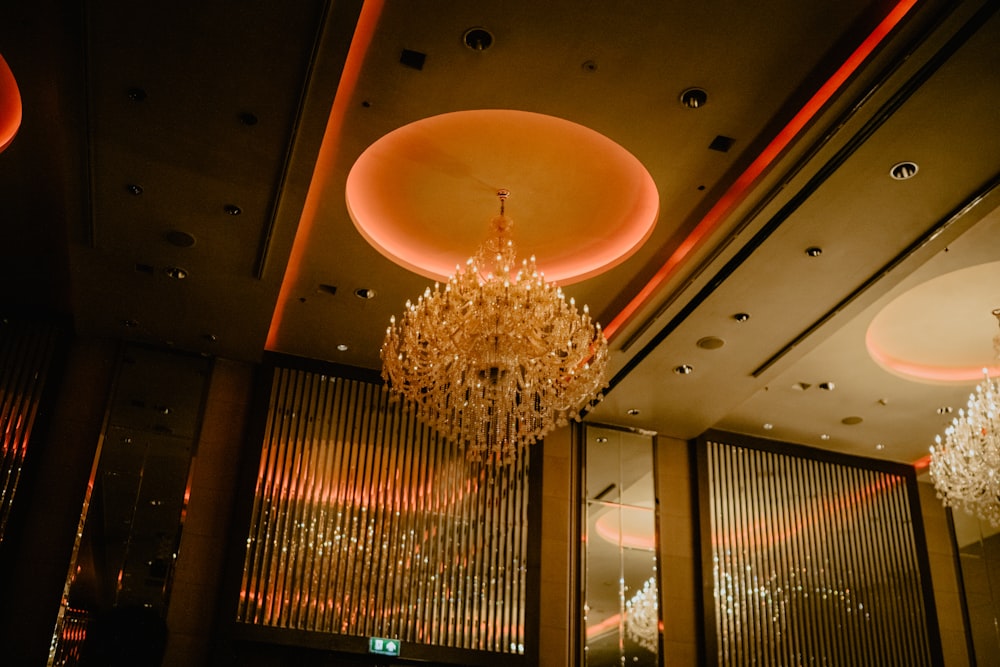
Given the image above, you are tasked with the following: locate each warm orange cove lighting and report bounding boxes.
[265,0,386,351]
[603,0,920,340]
[345,109,659,284]
[866,331,1000,383]
[0,54,22,152]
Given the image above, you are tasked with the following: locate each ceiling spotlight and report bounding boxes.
[463,27,493,51]
[164,266,188,280]
[202,333,218,343]
[805,246,823,257]
[674,364,694,375]
[936,406,953,415]
[875,443,885,451]
[627,408,640,416]
[819,382,835,391]
[595,436,608,443]
[355,287,377,300]
[763,423,774,430]
[224,204,242,216]
[889,161,918,180]
[820,434,831,441]
[336,344,349,352]
[733,312,750,323]
[679,87,708,109]
[126,183,143,196]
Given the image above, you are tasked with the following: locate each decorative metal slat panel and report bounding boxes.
[0,318,58,543]
[237,367,529,655]
[703,436,934,666]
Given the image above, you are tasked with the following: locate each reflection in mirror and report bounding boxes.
[951,510,1000,664]
[48,345,211,666]
[583,425,659,665]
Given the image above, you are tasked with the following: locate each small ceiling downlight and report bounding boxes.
[890,161,919,180]
[463,27,493,51]
[680,87,708,109]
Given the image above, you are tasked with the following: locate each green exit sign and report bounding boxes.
[369,636,401,656]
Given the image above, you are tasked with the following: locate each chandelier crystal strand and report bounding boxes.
[625,576,659,653]
[930,308,1000,525]
[381,190,609,464]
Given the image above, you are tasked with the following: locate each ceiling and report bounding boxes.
[2,0,1000,470]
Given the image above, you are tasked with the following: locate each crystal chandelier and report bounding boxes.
[381,190,609,463]
[930,308,1000,525]
[625,576,658,653]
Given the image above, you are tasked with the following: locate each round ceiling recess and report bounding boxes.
[866,261,1000,384]
[345,109,659,284]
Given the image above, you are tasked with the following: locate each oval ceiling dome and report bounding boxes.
[346,109,659,284]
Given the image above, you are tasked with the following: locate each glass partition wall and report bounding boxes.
[583,425,660,665]
[950,510,1000,664]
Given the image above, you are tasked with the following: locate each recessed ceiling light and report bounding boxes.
[679,87,708,109]
[763,423,774,430]
[842,416,863,425]
[595,437,608,443]
[164,266,188,280]
[203,333,218,343]
[336,344,349,352]
[936,406,953,414]
[674,364,694,374]
[463,27,493,51]
[805,246,823,257]
[224,204,242,216]
[819,382,835,391]
[875,443,885,451]
[355,287,376,300]
[626,408,640,416]
[889,161,918,180]
[733,312,750,323]
[126,183,143,196]
[820,434,831,441]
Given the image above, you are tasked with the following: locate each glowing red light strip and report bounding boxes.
[603,0,920,340]
[266,0,387,350]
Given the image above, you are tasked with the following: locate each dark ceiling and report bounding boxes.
[2,0,1000,470]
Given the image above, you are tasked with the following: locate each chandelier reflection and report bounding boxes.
[930,308,1000,525]
[381,190,608,463]
[625,576,658,653]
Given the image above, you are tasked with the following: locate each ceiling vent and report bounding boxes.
[400,49,426,70]
[709,135,735,152]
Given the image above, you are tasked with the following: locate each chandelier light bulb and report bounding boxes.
[381,191,609,463]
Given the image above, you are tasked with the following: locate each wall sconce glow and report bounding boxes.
[0,54,22,152]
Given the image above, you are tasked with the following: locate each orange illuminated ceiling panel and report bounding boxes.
[0,54,21,152]
[345,109,659,284]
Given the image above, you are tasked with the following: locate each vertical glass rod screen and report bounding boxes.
[237,367,530,655]
[703,436,936,666]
